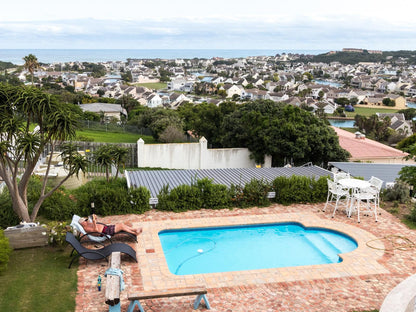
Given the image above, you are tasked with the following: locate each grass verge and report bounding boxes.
[0,246,77,312]
[76,129,156,143]
[134,82,167,90]
[345,106,399,117]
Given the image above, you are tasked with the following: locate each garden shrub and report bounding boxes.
[157,183,202,212]
[0,229,12,273]
[129,186,151,214]
[197,178,230,209]
[46,221,70,248]
[169,184,202,211]
[310,176,330,203]
[408,205,416,223]
[0,189,20,229]
[273,175,328,205]
[39,188,79,221]
[242,178,271,207]
[229,183,244,207]
[382,180,410,203]
[73,178,132,216]
[157,184,176,211]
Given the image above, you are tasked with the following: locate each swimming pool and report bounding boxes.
[159,222,358,275]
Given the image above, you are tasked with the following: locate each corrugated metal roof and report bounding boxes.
[126,166,331,198]
[329,162,416,186]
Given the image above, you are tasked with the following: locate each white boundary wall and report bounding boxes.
[137,137,271,169]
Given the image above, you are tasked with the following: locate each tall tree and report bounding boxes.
[221,100,349,166]
[0,84,88,222]
[23,54,39,85]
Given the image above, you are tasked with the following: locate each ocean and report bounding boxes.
[0,49,326,64]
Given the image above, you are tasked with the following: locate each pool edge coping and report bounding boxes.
[134,212,390,290]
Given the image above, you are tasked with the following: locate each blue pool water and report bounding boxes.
[329,119,356,128]
[159,223,357,275]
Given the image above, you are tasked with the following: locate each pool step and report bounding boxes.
[304,234,341,263]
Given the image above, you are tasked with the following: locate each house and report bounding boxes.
[376,113,413,136]
[223,84,244,98]
[243,89,268,100]
[309,101,336,114]
[361,94,406,110]
[331,127,411,164]
[167,78,187,91]
[146,93,163,108]
[408,85,416,97]
[169,93,190,108]
[79,103,127,121]
[266,92,289,102]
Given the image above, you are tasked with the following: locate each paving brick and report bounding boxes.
[75,203,416,311]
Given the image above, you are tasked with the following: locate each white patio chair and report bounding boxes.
[349,187,378,223]
[333,172,351,183]
[323,179,350,218]
[367,176,383,211]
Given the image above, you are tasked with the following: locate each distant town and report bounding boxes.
[2,48,416,139]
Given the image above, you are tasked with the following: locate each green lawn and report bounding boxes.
[0,247,77,312]
[134,82,167,90]
[76,129,156,143]
[345,106,399,117]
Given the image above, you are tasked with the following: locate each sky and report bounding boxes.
[1,0,416,50]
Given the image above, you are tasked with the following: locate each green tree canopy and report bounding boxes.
[221,100,349,166]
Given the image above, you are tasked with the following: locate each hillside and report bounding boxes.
[298,50,416,65]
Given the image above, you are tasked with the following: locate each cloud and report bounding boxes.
[1,16,416,50]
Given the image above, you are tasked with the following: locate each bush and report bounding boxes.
[73,178,132,216]
[408,205,416,222]
[157,183,202,212]
[229,183,245,207]
[310,176,329,203]
[157,185,176,211]
[129,186,151,214]
[197,178,230,209]
[273,175,329,205]
[46,221,70,248]
[170,184,201,211]
[382,180,410,203]
[0,189,20,229]
[39,188,80,221]
[0,230,12,273]
[242,178,271,207]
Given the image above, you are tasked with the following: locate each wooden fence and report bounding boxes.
[42,141,138,178]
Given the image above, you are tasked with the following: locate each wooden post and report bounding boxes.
[105,252,121,306]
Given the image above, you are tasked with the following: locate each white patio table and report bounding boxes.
[338,178,372,191]
[337,178,373,217]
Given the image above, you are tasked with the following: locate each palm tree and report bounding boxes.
[112,146,129,179]
[93,145,113,182]
[23,54,39,85]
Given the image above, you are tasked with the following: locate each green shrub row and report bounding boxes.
[157,175,329,212]
[1,174,329,228]
[273,175,328,205]
[0,177,151,228]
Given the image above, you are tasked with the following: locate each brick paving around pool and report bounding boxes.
[74,203,416,312]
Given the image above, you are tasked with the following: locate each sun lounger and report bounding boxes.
[70,215,137,244]
[65,232,137,268]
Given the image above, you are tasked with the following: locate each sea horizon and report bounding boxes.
[0,48,328,65]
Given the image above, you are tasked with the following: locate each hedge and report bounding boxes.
[1,174,330,228]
